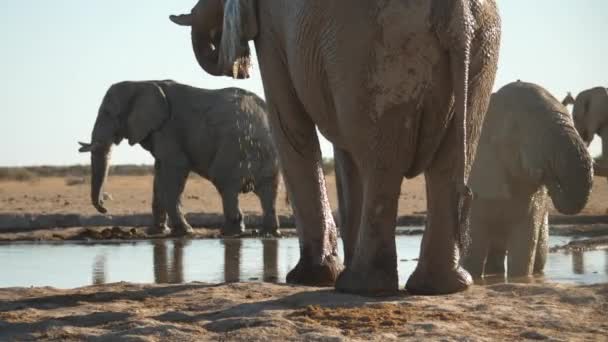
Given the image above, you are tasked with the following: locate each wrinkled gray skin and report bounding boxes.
[563,87,608,155]
[463,82,593,278]
[79,81,280,237]
[171,0,501,295]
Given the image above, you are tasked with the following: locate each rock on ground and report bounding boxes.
[0,282,606,341]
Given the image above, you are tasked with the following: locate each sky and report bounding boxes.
[0,0,606,167]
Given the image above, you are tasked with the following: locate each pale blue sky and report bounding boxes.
[0,0,606,166]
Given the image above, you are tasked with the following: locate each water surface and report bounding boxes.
[0,235,606,289]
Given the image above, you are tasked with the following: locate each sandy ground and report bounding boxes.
[0,281,606,341]
[2,174,608,217]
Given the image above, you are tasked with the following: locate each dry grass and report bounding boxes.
[0,164,155,182]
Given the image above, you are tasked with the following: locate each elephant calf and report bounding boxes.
[79,80,280,236]
[463,81,593,278]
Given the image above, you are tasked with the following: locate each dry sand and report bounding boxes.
[2,174,608,217]
[0,281,606,341]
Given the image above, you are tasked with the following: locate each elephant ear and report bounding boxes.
[219,0,258,78]
[126,83,169,146]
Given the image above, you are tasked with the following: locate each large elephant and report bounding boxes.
[563,87,608,154]
[463,81,593,278]
[78,80,280,237]
[170,0,501,295]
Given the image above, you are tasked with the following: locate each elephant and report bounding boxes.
[463,81,593,278]
[170,0,501,295]
[563,87,608,161]
[78,80,280,237]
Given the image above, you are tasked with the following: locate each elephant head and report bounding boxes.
[170,0,258,79]
[78,81,169,214]
[570,87,608,146]
[472,82,593,215]
[503,83,593,214]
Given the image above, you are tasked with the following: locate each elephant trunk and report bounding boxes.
[191,29,224,77]
[545,114,593,215]
[90,144,112,214]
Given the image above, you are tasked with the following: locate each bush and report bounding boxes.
[0,164,155,182]
[65,176,89,186]
[0,168,39,182]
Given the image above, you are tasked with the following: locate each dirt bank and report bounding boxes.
[6,174,608,217]
[0,282,605,341]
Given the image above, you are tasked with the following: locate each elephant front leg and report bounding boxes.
[158,164,193,237]
[461,200,491,278]
[506,191,547,277]
[406,129,473,295]
[533,211,549,274]
[149,162,170,236]
[220,189,245,236]
[334,147,363,268]
[484,232,507,275]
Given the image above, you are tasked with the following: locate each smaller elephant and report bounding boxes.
[463,81,593,278]
[79,80,280,237]
[562,87,608,156]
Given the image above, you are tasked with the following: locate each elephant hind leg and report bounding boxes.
[406,123,472,295]
[334,147,363,268]
[258,52,341,286]
[335,111,413,295]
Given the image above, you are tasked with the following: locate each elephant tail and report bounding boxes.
[442,0,476,249]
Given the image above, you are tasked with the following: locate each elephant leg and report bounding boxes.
[334,147,363,268]
[406,127,473,295]
[462,199,490,278]
[255,181,280,237]
[153,240,169,283]
[158,163,193,236]
[506,220,536,277]
[335,110,412,295]
[506,193,546,277]
[484,234,507,275]
[149,161,170,235]
[533,211,549,274]
[220,189,245,236]
[260,73,341,286]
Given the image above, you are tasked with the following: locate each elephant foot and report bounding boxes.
[172,224,194,237]
[335,266,399,296]
[261,228,282,238]
[221,222,245,237]
[148,225,171,236]
[221,228,245,237]
[286,254,343,286]
[405,264,472,295]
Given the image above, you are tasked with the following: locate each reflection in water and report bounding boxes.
[153,239,188,284]
[223,239,242,283]
[5,234,602,289]
[262,239,279,282]
[572,250,585,275]
[605,250,608,275]
[92,254,107,285]
[475,274,546,286]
